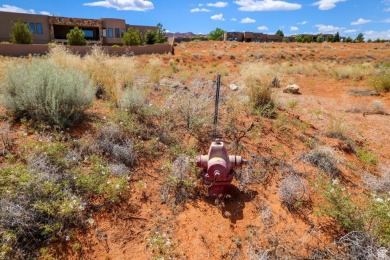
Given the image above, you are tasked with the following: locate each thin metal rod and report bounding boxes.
[213,74,221,140]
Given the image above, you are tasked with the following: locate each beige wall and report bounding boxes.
[0,11,50,44]
[101,18,126,45]
[0,43,173,57]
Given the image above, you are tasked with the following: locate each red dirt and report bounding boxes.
[1,42,389,259]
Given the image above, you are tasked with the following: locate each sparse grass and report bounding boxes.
[357,148,378,165]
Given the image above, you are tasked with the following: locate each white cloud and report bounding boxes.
[257,25,269,30]
[315,24,344,34]
[241,17,256,23]
[298,21,307,25]
[0,4,51,15]
[191,8,211,12]
[231,18,238,21]
[40,11,52,16]
[199,3,204,6]
[83,0,154,11]
[290,26,298,31]
[364,30,390,40]
[234,0,301,11]
[312,0,346,11]
[0,4,35,14]
[207,2,228,7]
[351,18,371,26]
[383,18,390,23]
[343,29,357,33]
[211,13,225,20]
[384,8,390,11]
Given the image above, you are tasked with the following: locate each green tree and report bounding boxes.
[345,37,353,43]
[10,19,32,44]
[208,27,225,41]
[316,34,324,43]
[333,32,341,42]
[303,35,314,43]
[294,34,304,43]
[122,27,143,46]
[276,30,284,37]
[367,39,372,43]
[154,23,167,43]
[66,27,86,46]
[145,30,156,45]
[326,34,334,42]
[355,33,364,43]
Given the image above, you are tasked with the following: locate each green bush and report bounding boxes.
[119,87,147,115]
[1,59,95,128]
[66,27,86,46]
[122,28,143,46]
[317,177,390,246]
[318,178,365,232]
[10,19,32,44]
[208,28,225,41]
[145,30,156,45]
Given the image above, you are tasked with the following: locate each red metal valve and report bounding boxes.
[196,139,246,197]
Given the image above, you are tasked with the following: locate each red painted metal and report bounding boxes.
[196,139,245,197]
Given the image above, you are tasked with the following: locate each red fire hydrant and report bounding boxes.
[196,139,246,197]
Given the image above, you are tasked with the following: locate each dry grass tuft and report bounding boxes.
[301,146,341,177]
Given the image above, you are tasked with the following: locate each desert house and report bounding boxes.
[0,11,156,45]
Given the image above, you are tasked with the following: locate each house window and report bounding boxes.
[36,23,43,34]
[108,28,113,38]
[121,28,125,38]
[102,28,107,37]
[83,29,94,39]
[115,28,120,38]
[29,23,35,34]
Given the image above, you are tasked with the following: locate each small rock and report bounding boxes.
[171,81,182,88]
[160,78,170,86]
[283,84,300,94]
[229,84,239,91]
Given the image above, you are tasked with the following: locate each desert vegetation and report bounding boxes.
[0,41,389,259]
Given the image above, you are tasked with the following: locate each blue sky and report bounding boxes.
[0,0,389,39]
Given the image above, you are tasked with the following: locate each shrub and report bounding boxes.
[96,125,136,166]
[300,146,340,177]
[122,27,143,46]
[246,76,277,118]
[154,23,167,43]
[208,28,225,41]
[66,27,86,46]
[0,162,83,259]
[119,86,148,115]
[372,70,390,93]
[1,59,95,128]
[160,156,198,206]
[363,171,390,194]
[10,19,32,44]
[318,178,364,232]
[170,89,213,133]
[338,231,385,259]
[279,175,308,211]
[145,30,156,44]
